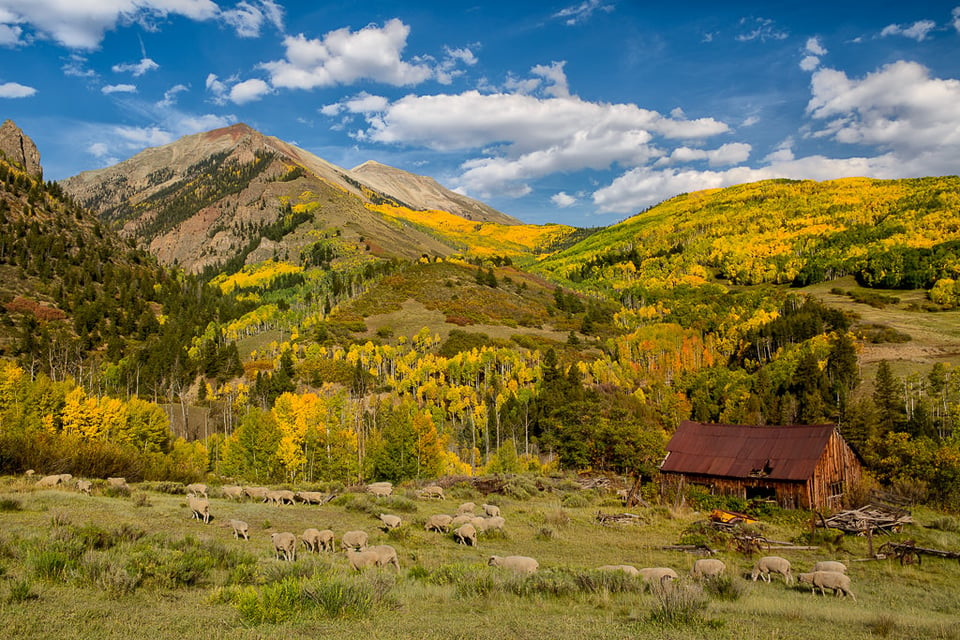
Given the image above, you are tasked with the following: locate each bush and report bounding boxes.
[6,579,38,603]
[702,574,745,601]
[230,575,380,625]
[648,581,708,625]
[561,492,593,508]
[80,554,141,598]
[29,549,75,580]
[0,497,22,511]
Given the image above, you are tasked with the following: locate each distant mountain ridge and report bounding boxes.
[61,123,524,273]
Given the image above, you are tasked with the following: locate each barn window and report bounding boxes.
[828,481,844,498]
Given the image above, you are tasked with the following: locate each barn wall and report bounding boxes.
[808,431,863,511]
[660,472,807,509]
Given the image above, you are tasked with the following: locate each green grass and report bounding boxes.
[1,479,960,639]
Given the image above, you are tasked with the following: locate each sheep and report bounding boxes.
[367,544,401,570]
[419,485,445,500]
[797,571,855,600]
[300,528,327,553]
[341,530,368,551]
[347,549,380,571]
[469,516,488,533]
[229,519,249,540]
[296,490,331,505]
[813,560,847,574]
[186,483,208,498]
[751,556,793,584]
[271,532,297,561]
[488,555,539,573]
[107,477,129,489]
[690,558,726,579]
[221,485,244,501]
[482,516,506,534]
[315,529,335,552]
[379,514,402,531]
[482,503,500,517]
[264,489,295,506]
[425,514,453,533]
[76,480,92,495]
[57,473,74,485]
[188,496,211,524]
[367,482,393,498]
[243,486,269,501]
[36,474,63,488]
[598,564,641,577]
[639,567,679,588]
[454,523,477,547]
[24,469,34,477]
[457,502,476,515]
[450,514,473,528]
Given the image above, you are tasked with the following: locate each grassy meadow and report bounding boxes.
[1,476,959,640]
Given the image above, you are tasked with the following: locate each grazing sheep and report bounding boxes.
[751,556,793,584]
[454,523,477,547]
[639,567,679,588]
[690,558,726,579]
[24,469,34,477]
[36,474,63,488]
[271,532,297,561]
[264,489,295,506]
[813,561,847,574]
[425,514,453,533]
[188,496,211,524]
[341,530,369,551]
[300,528,326,553]
[488,555,538,573]
[797,571,855,600]
[296,490,331,505]
[469,516,488,533]
[598,564,641,577]
[482,516,506,533]
[107,477,129,489]
[221,485,244,501]
[450,514,473,528]
[186,483,208,498]
[457,502,476,515]
[243,486,269,501]
[482,503,501,517]
[229,519,249,540]
[57,474,74,485]
[379,514,402,531]
[315,529,335,552]
[347,549,380,571]
[419,485,445,500]
[367,482,393,498]
[76,480,92,495]
[367,544,401,570]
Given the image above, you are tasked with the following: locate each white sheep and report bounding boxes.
[188,496,211,524]
[75,480,92,495]
[638,567,679,589]
[482,516,506,533]
[315,529,335,552]
[813,560,847,574]
[57,473,74,486]
[271,532,297,561]
[341,529,368,551]
[366,482,393,498]
[221,485,244,501]
[488,555,539,573]
[379,514,402,531]
[454,523,477,547]
[419,485,445,500]
[243,486,269,501]
[469,516,488,533]
[186,483,208,498]
[425,514,453,533]
[300,528,326,552]
[457,502,476,515]
[107,477,129,490]
[347,549,380,571]
[295,490,331,505]
[751,556,793,584]
[449,514,473,528]
[264,489,295,506]
[597,564,641,577]
[482,503,501,517]
[36,474,62,488]
[229,519,249,540]
[690,558,725,579]
[367,544,401,570]
[797,571,855,600]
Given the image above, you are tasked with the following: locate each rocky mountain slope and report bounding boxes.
[61,124,521,274]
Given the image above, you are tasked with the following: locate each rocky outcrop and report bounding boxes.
[0,119,42,178]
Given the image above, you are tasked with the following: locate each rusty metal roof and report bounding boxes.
[660,420,837,481]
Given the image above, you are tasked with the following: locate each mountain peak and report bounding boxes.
[0,119,42,178]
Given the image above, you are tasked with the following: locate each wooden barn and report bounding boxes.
[659,420,863,511]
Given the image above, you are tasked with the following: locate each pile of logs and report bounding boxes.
[596,511,646,526]
[818,503,913,534]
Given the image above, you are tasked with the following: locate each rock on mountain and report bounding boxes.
[61,123,516,274]
[0,119,42,178]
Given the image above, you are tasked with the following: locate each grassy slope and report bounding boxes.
[1,478,959,639]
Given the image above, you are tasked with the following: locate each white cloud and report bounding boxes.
[157,83,188,107]
[0,22,22,46]
[741,115,759,127]
[805,36,827,56]
[112,57,159,77]
[88,141,109,157]
[228,77,270,104]
[62,54,95,77]
[880,20,936,41]
[658,142,751,167]
[112,125,175,148]
[736,17,788,42]
[553,0,614,26]
[953,7,960,33]
[436,45,478,85]
[531,61,570,98]
[343,92,389,113]
[0,81,35,97]
[800,55,821,72]
[176,113,236,133]
[551,191,577,207]
[220,0,284,38]
[0,0,219,50]
[102,83,137,94]
[262,19,434,90]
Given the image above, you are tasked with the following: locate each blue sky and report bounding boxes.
[1,1,959,226]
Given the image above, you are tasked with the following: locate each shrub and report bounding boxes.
[561,492,593,508]
[6,579,38,603]
[230,575,379,625]
[648,581,708,625]
[702,574,744,601]
[0,497,22,511]
[29,549,75,580]
[80,554,141,598]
